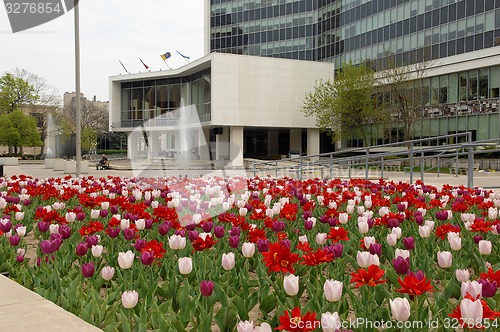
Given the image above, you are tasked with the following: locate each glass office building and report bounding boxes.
[208,0,500,146]
[209,0,500,67]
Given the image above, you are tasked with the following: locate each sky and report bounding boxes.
[0,0,205,102]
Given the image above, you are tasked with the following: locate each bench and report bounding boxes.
[382,161,401,171]
[449,162,479,175]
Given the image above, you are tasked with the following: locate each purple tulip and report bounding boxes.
[40,240,54,254]
[123,228,135,240]
[77,212,85,221]
[59,225,72,239]
[188,230,199,241]
[37,221,50,232]
[388,218,400,228]
[415,215,424,225]
[435,211,448,221]
[478,279,497,298]
[304,220,313,230]
[403,236,415,250]
[228,235,240,248]
[408,270,425,281]
[158,222,171,236]
[367,218,374,228]
[99,210,109,218]
[85,235,99,247]
[319,215,329,224]
[229,227,241,237]
[393,257,410,275]
[16,255,25,263]
[0,220,12,233]
[302,211,312,219]
[134,239,147,251]
[185,223,196,231]
[50,238,62,252]
[140,251,155,266]
[214,226,225,238]
[8,235,20,246]
[81,262,95,278]
[106,227,120,238]
[76,242,89,256]
[174,229,185,237]
[280,239,291,248]
[23,199,31,206]
[145,219,153,229]
[473,235,483,244]
[200,280,215,297]
[257,238,269,252]
[110,205,118,214]
[328,218,338,227]
[272,221,285,232]
[397,203,406,212]
[496,224,500,234]
[369,243,382,256]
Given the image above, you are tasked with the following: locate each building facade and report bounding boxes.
[109,53,334,165]
[207,0,500,146]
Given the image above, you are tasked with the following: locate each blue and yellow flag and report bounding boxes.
[160,52,172,61]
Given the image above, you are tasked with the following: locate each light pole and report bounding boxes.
[74,0,81,177]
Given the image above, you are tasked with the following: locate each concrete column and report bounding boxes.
[290,128,302,153]
[229,126,244,168]
[151,131,160,158]
[199,127,211,161]
[267,129,279,157]
[127,132,138,159]
[307,128,320,160]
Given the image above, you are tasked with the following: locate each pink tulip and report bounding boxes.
[323,280,343,302]
[356,251,379,268]
[118,250,135,269]
[237,321,254,332]
[459,298,483,327]
[283,274,299,296]
[321,312,341,332]
[461,281,482,299]
[178,257,192,275]
[455,269,470,282]
[222,253,235,271]
[478,240,492,255]
[242,242,255,258]
[101,266,115,281]
[390,297,411,321]
[122,290,139,309]
[437,251,452,268]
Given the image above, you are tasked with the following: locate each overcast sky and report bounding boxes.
[0,0,205,102]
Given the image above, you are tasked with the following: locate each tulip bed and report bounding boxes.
[0,174,499,331]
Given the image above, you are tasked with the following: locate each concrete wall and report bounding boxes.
[210,53,334,128]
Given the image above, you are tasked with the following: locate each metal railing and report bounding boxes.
[251,132,500,188]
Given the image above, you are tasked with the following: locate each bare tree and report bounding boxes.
[59,98,108,147]
[377,47,434,142]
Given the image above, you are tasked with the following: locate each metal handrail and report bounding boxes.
[251,133,500,188]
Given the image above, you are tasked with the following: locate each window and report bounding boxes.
[479,69,489,99]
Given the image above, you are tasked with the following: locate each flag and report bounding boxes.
[176,50,190,60]
[160,52,171,61]
[139,58,149,70]
[118,60,128,72]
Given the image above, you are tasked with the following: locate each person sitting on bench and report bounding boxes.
[96,155,109,170]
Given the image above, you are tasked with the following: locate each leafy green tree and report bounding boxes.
[301,61,387,146]
[0,110,42,155]
[0,73,38,114]
[81,127,98,156]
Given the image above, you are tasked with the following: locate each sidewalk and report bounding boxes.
[0,275,101,332]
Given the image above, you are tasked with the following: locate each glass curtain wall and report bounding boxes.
[120,69,211,127]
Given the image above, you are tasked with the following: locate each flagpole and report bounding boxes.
[162,60,171,70]
[74,0,81,177]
